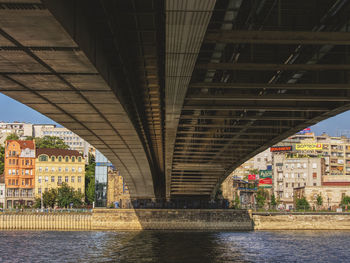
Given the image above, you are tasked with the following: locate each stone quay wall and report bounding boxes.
[253,212,350,230]
[0,214,92,230]
[92,209,254,230]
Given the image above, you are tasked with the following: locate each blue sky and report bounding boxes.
[0,92,350,136]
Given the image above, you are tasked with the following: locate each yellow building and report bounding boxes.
[35,148,85,197]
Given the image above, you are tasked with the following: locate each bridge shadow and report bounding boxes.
[98,230,250,263]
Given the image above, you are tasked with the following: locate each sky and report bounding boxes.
[1,92,350,136]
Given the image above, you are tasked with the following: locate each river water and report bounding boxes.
[0,230,349,262]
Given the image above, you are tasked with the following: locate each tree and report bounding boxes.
[316,194,323,208]
[270,194,277,209]
[57,183,84,208]
[85,154,96,204]
[34,136,69,149]
[232,193,240,209]
[6,133,19,140]
[43,188,58,208]
[341,195,350,205]
[296,197,310,211]
[256,188,268,208]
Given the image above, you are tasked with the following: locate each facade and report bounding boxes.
[35,148,85,198]
[33,125,93,159]
[4,140,36,208]
[0,174,5,208]
[273,154,323,209]
[107,168,131,208]
[294,186,350,210]
[95,150,109,207]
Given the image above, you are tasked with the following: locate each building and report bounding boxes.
[0,122,33,145]
[33,124,93,159]
[107,168,131,208]
[233,178,258,209]
[0,174,5,208]
[35,148,85,198]
[95,149,110,207]
[4,140,36,208]
[294,186,350,210]
[273,153,324,209]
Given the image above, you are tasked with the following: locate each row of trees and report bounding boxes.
[34,183,84,208]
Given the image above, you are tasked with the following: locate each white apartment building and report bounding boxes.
[273,153,323,209]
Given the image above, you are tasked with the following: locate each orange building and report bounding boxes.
[4,140,36,208]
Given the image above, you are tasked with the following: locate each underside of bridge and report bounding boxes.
[1,0,350,200]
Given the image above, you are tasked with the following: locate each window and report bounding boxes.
[38,176,42,183]
[39,167,42,172]
[313,172,317,179]
[78,176,81,183]
[78,167,82,172]
[51,167,55,172]
[45,176,48,182]
[38,188,41,194]
[291,164,294,169]
[303,163,307,168]
[286,183,288,187]
[312,163,317,169]
[297,163,301,168]
[65,176,68,183]
[313,183,317,186]
[285,193,289,198]
[39,155,48,162]
[45,167,49,172]
[65,157,69,162]
[285,164,288,168]
[8,169,11,175]
[71,176,75,183]
[78,157,82,162]
[58,176,62,183]
[72,157,75,162]
[51,176,55,182]
[78,188,81,193]
[25,170,29,175]
[72,167,75,172]
[292,183,294,188]
[291,173,294,178]
[58,167,62,172]
[51,156,55,162]
[58,156,62,162]
[65,167,69,172]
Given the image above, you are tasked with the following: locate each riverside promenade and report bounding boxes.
[0,209,350,230]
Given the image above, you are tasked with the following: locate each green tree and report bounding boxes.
[85,154,95,204]
[256,188,268,208]
[270,194,277,208]
[341,195,350,205]
[0,145,4,175]
[57,183,84,208]
[316,194,323,207]
[6,133,19,140]
[34,136,69,149]
[233,193,240,209]
[43,188,58,208]
[296,197,310,211]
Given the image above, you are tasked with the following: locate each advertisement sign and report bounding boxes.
[270,146,292,152]
[295,143,323,151]
[258,170,272,188]
[297,128,311,134]
[248,174,256,180]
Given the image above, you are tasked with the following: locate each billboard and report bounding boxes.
[248,174,256,180]
[270,146,292,152]
[295,143,323,151]
[258,170,272,188]
[297,128,311,134]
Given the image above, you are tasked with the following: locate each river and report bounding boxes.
[0,230,349,262]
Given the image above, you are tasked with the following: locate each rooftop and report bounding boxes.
[36,148,82,158]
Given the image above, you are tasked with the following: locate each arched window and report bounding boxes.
[38,155,48,162]
[58,156,62,162]
[71,156,75,162]
[51,156,55,162]
[65,156,69,162]
[78,157,82,162]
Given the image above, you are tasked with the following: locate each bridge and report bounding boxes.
[1,0,350,200]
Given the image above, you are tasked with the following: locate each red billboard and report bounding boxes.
[248,174,256,180]
[270,146,292,152]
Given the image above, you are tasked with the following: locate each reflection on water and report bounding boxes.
[0,230,349,262]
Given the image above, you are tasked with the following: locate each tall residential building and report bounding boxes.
[33,125,93,158]
[95,150,110,207]
[4,140,35,208]
[273,153,323,209]
[35,148,85,198]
